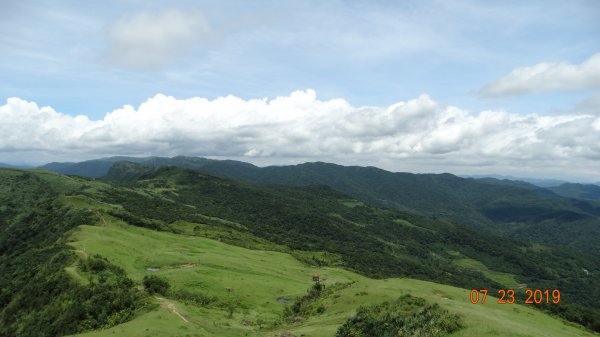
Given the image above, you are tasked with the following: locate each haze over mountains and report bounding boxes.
[0,163,33,169]
[460,174,570,188]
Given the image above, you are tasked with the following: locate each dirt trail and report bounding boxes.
[156,297,189,323]
[167,302,189,323]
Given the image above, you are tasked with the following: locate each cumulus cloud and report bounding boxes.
[480,53,600,97]
[1,90,599,179]
[108,9,209,69]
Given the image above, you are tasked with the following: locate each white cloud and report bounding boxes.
[1,90,599,180]
[481,53,600,97]
[108,9,209,69]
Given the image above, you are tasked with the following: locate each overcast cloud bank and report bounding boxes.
[1,90,599,180]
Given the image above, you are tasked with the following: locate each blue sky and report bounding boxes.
[1,1,599,181]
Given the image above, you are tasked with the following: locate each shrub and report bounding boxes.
[336,294,462,337]
[142,275,170,295]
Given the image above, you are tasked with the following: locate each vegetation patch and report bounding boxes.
[336,294,462,337]
[284,282,353,321]
[170,289,219,307]
[290,250,343,267]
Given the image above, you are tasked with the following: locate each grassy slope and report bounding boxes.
[66,215,597,337]
[452,255,520,288]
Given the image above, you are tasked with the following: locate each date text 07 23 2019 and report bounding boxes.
[469,289,561,305]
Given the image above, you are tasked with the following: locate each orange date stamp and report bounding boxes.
[469,289,561,305]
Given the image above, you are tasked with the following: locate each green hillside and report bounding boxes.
[66,216,597,337]
[1,167,599,336]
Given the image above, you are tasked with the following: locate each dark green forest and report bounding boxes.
[0,171,149,337]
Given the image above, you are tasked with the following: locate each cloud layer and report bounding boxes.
[481,53,600,97]
[108,9,209,69]
[1,91,599,179]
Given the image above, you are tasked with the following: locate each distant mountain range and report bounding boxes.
[39,156,600,253]
[0,162,33,169]
[460,174,570,188]
[41,156,257,180]
[547,183,600,202]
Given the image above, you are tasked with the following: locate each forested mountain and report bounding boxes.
[214,162,600,252]
[41,156,257,179]
[41,156,600,253]
[548,183,600,201]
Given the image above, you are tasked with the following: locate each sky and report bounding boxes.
[1,0,599,181]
